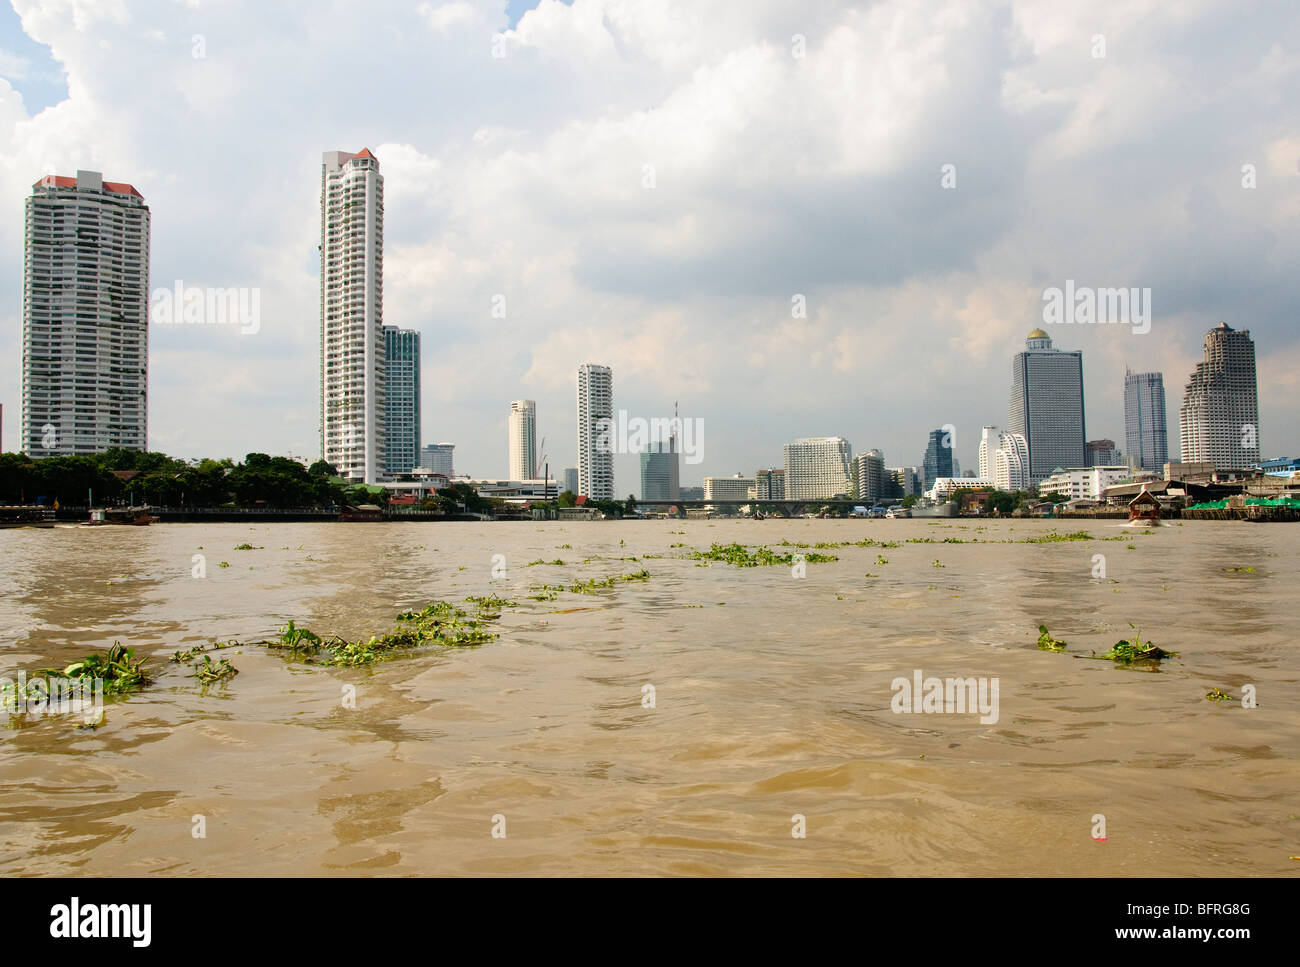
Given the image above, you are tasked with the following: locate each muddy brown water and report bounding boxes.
[0,518,1295,876]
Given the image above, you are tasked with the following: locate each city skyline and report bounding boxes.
[1,3,1298,479]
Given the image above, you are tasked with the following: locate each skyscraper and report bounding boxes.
[784,437,852,499]
[1179,323,1259,469]
[754,468,785,499]
[576,363,613,500]
[21,171,150,455]
[639,438,680,500]
[509,399,537,480]
[419,443,455,476]
[1124,370,1168,472]
[563,467,578,495]
[978,426,998,479]
[383,327,420,476]
[853,449,886,503]
[321,148,385,484]
[888,467,922,498]
[993,432,1030,492]
[1085,439,1122,466]
[921,429,954,491]
[1009,329,1086,483]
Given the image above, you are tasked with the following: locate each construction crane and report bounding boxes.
[533,437,547,479]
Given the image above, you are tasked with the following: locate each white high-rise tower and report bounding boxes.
[509,399,537,480]
[576,364,613,500]
[320,148,385,483]
[1179,323,1259,469]
[21,171,150,455]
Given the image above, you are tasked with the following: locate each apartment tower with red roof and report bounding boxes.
[21,170,150,456]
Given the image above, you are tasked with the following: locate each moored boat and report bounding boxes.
[81,508,159,526]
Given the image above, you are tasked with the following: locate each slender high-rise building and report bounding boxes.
[321,148,385,483]
[921,429,954,491]
[383,326,420,476]
[509,400,537,480]
[978,426,998,479]
[1179,324,1258,469]
[21,171,150,455]
[1009,329,1086,483]
[1123,371,1167,472]
[563,467,579,496]
[576,364,613,500]
[853,449,886,503]
[754,468,785,499]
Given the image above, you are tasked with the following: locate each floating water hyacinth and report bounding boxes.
[1037,625,1068,652]
[686,543,837,567]
[34,642,151,696]
[1093,624,1178,663]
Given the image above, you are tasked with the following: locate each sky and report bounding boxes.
[0,0,1297,488]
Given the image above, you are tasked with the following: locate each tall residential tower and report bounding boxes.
[21,171,150,455]
[321,148,385,483]
[576,364,613,500]
[509,399,537,480]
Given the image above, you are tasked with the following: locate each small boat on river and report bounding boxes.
[1127,488,1161,525]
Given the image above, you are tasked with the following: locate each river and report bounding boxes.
[0,518,1295,875]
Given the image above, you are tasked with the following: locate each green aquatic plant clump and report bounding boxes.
[273,619,323,657]
[463,594,518,616]
[1205,687,1233,702]
[171,641,237,663]
[1037,625,1067,652]
[194,655,239,683]
[1018,531,1095,544]
[687,543,837,567]
[568,569,651,593]
[262,598,507,667]
[34,642,151,696]
[1094,624,1178,663]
